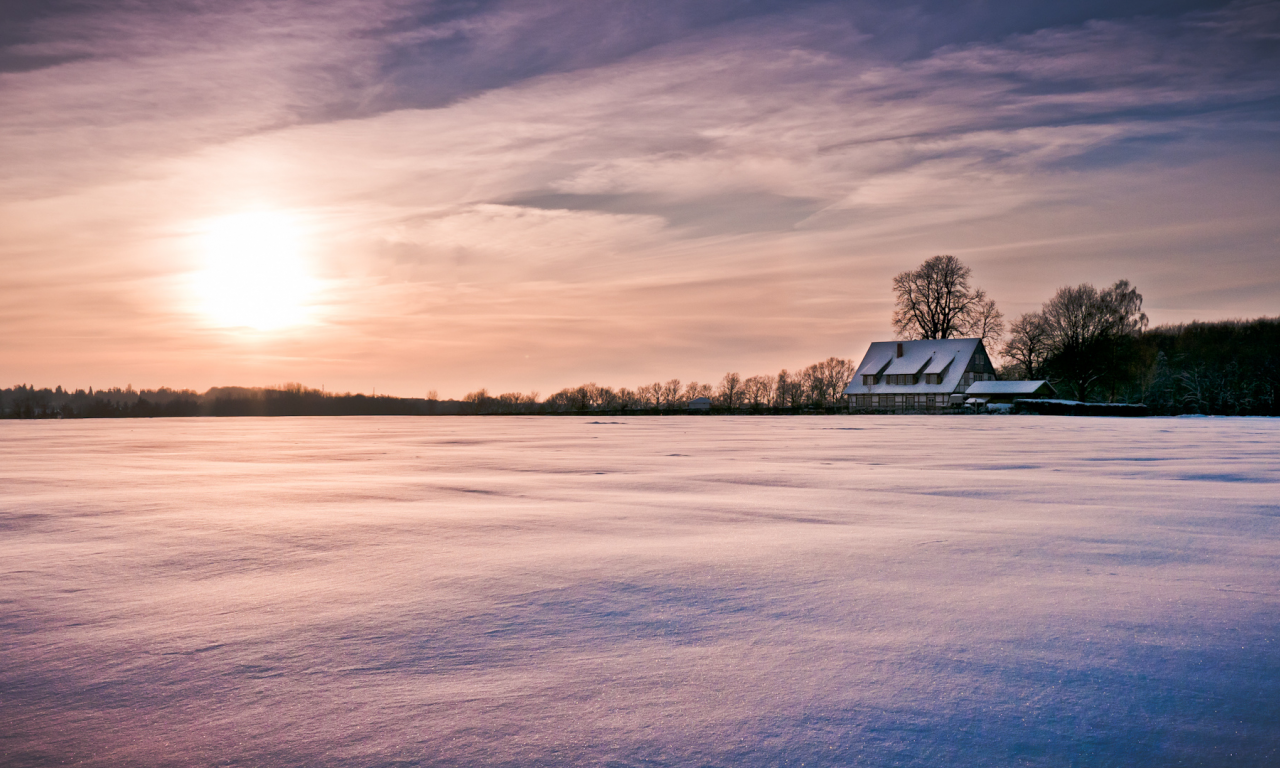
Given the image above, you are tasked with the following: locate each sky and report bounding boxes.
[2,0,1278,398]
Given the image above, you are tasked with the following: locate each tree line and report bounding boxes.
[461,356,858,414]
[0,356,861,420]
[893,255,1279,415]
[1003,313,1278,415]
[0,384,453,419]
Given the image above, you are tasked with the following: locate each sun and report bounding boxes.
[193,211,317,331]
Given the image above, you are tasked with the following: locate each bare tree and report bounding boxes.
[716,372,743,409]
[799,365,821,407]
[797,358,854,407]
[741,375,774,410]
[1002,313,1052,379]
[462,388,490,414]
[1039,279,1149,399]
[615,388,640,410]
[970,296,1005,349]
[542,389,572,412]
[1041,280,1148,351]
[1041,285,1110,352]
[593,385,620,410]
[684,381,713,401]
[636,382,660,409]
[775,369,804,408]
[576,384,601,411]
[892,255,1000,341]
[808,357,857,405]
[661,379,683,410]
[1101,279,1148,337]
[494,392,538,413]
[542,384,613,412]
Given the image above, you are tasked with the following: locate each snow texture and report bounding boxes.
[1,416,1278,767]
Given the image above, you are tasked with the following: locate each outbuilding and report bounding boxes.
[963,380,1057,406]
[687,396,712,411]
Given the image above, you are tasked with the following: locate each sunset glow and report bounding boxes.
[0,1,1277,395]
[193,212,316,331]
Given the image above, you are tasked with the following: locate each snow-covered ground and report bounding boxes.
[1,415,1277,767]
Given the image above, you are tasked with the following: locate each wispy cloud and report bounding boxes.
[1,1,1277,393]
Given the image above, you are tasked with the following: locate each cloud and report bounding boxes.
[0,1,1278,393]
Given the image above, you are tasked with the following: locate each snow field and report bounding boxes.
[0,416,1277,766]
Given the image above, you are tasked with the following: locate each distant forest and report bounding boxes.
[0,384,453,420]
[3,317,1277,419]
[1075,316,1280,416]
[0,356,858,420]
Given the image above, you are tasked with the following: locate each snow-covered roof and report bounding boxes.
[844,338,985,395]
[924,354,955,375]
[965,380,1054,396]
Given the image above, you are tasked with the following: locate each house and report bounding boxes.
[843,338,998,412]
[963,380,1056,407]
[687,396,712,411]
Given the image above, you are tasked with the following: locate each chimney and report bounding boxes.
[896,342,903,358]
